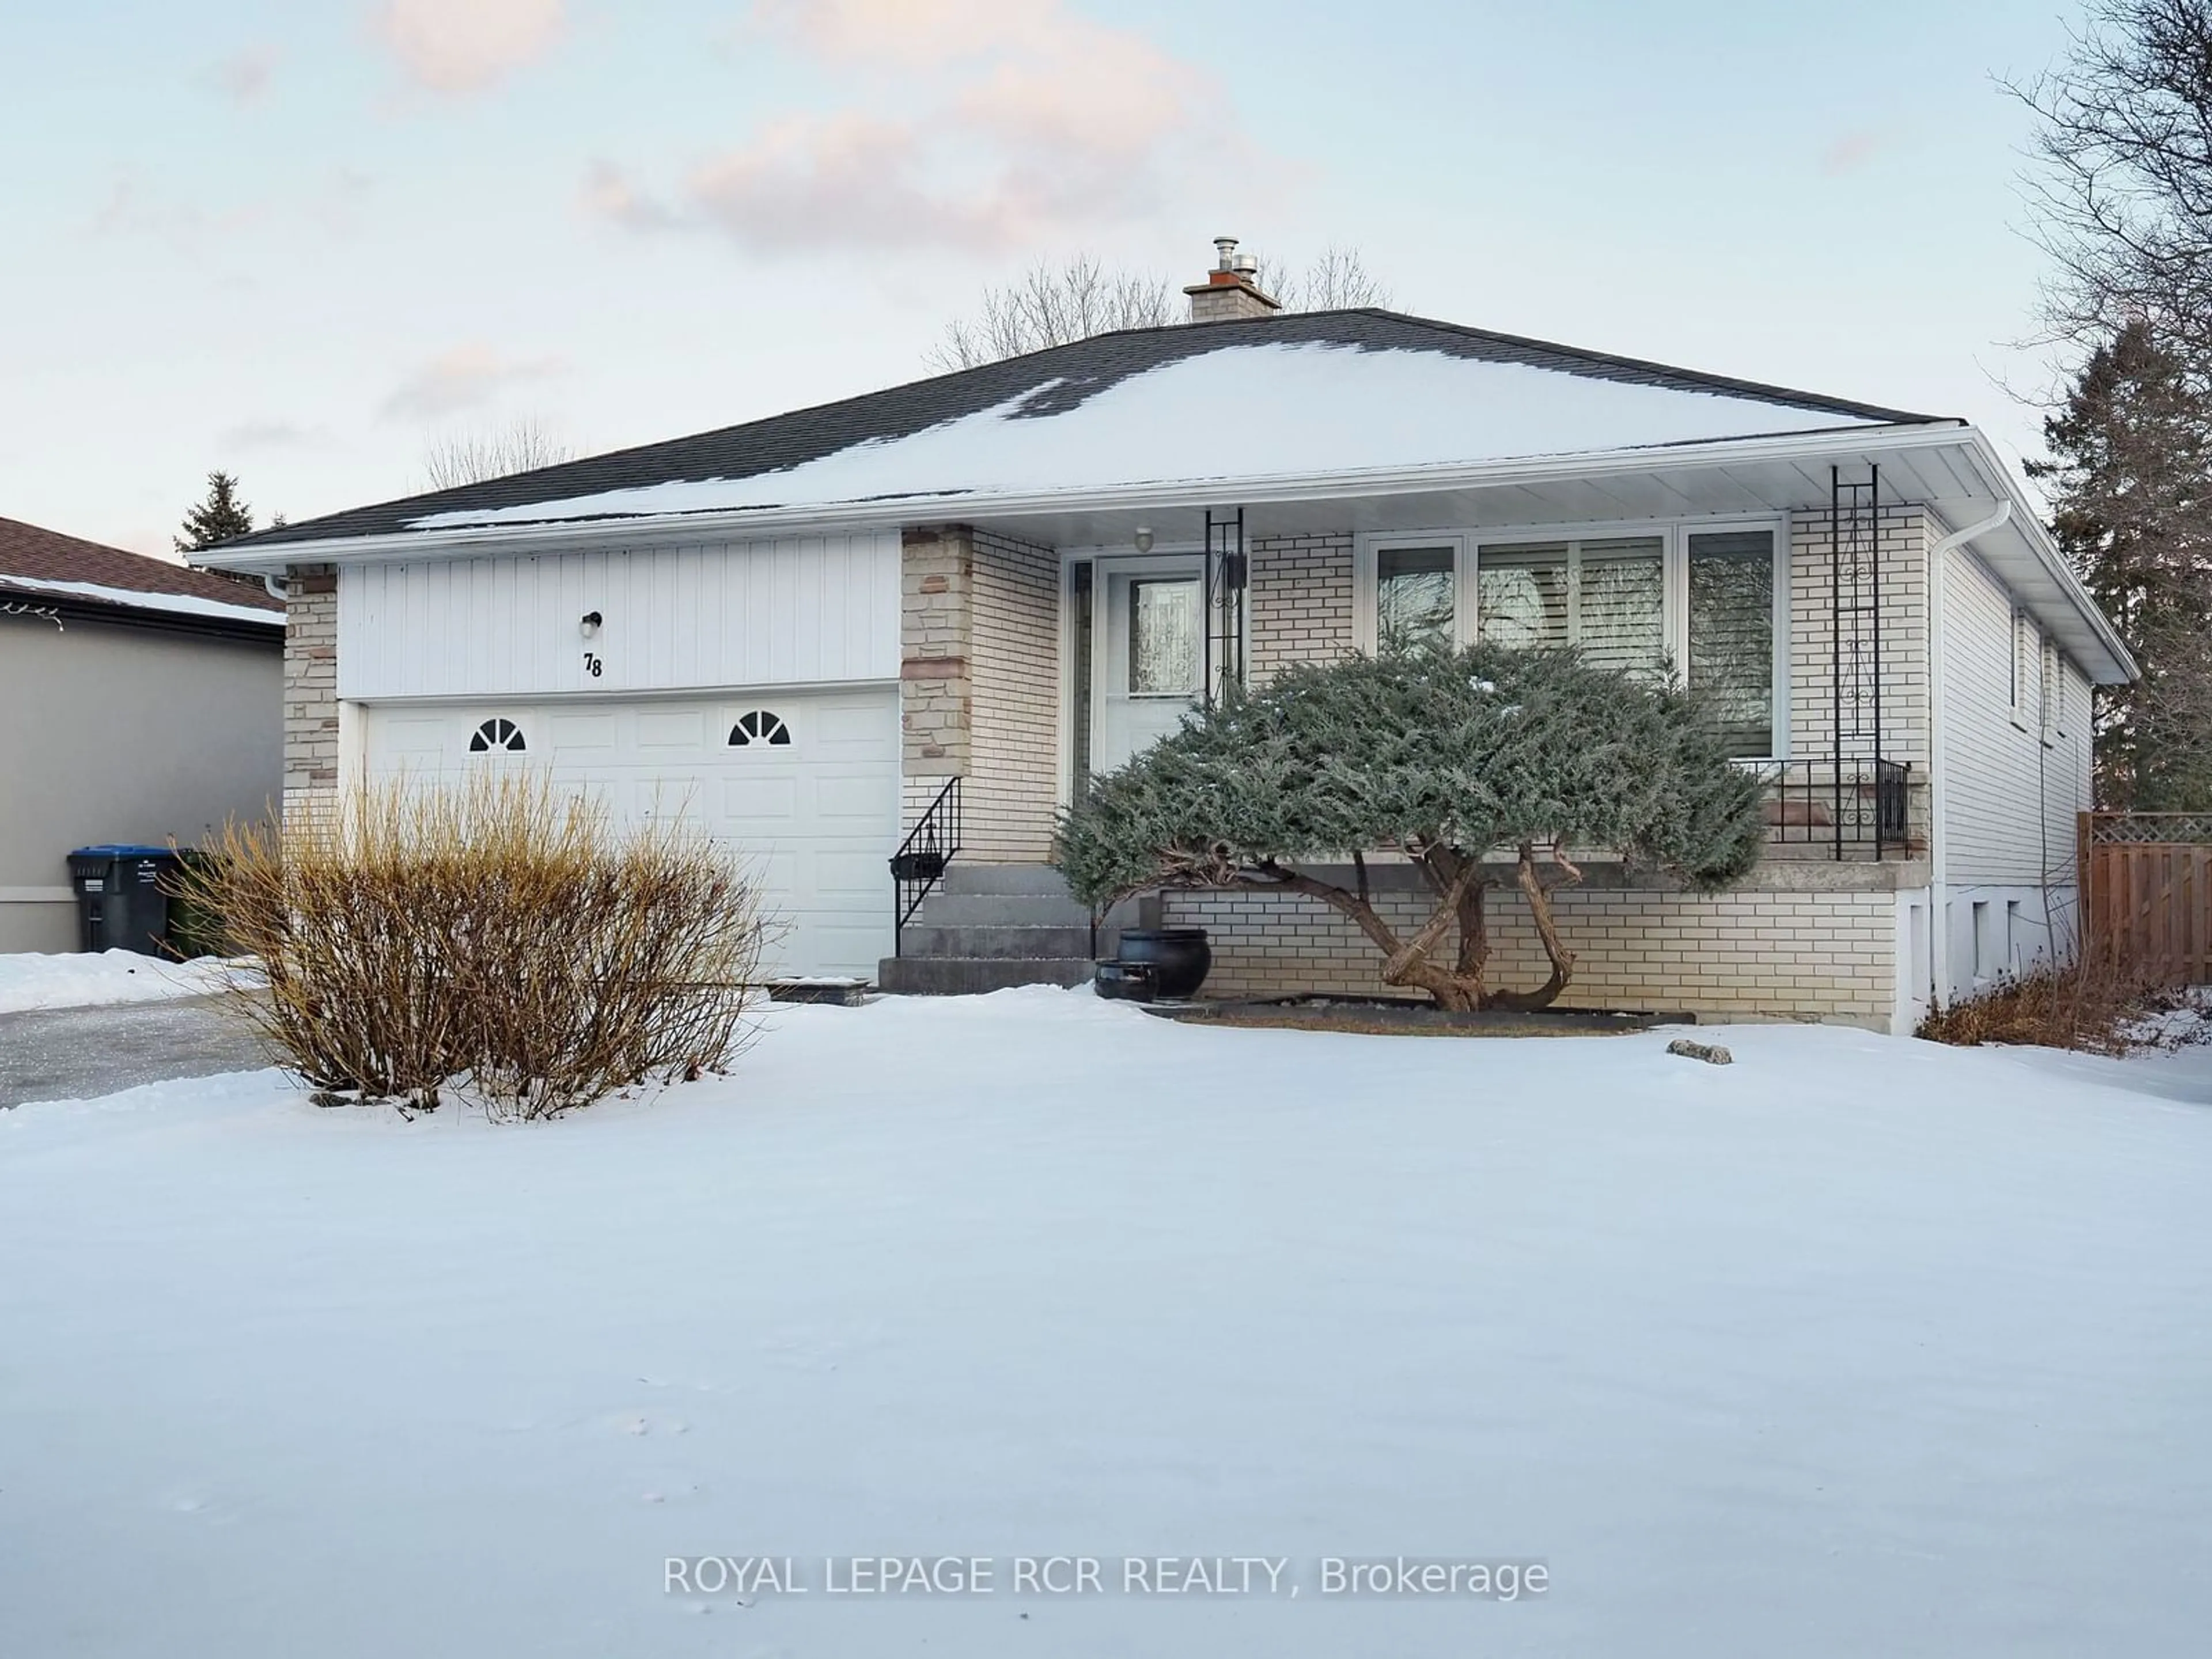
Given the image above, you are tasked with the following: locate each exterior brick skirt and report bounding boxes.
[1161,884,1900,1028]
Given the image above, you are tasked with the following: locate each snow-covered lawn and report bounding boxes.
[0,948,238,1015]
[3,990,2209,1657]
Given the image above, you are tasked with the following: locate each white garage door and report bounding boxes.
[363,689,899,979]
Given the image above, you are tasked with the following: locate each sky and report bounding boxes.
[0,0,2089,558]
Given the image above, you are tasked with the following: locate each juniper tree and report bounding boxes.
[1053,642,1767,1012]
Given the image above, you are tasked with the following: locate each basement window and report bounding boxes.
[468,717,526,754]
[729,710,793,747]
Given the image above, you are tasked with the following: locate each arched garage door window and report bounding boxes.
[468,717,527,753]
[728,710,791,747]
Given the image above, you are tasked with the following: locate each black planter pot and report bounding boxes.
[1112,927,1212,1000]
[889,850,947,883]
[1092,960,1155,1003]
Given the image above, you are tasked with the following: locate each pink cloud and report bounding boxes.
[589,0,1266,255]
[370,0,565,94]
[1820,130,1886,177]
[382,345,563,419]
[207,46,279,105]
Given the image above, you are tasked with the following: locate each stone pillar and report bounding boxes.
[901,527,972,827]
[282,563,339,820]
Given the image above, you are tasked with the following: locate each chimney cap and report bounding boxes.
[1213,235,1239,270]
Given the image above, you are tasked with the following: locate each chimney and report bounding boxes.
[1184,236,1280,323]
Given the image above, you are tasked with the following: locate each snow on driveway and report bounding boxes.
[0,948,237,1014]
[2,988,2209,1657]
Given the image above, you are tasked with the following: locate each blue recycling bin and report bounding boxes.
[66,845,183,956]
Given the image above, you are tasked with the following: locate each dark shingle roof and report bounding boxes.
[0,516,284,616]
[225,308,1948,551]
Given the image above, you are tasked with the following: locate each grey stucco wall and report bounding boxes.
[0,613,281,953]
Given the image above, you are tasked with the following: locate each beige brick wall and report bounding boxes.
[282,563,339,819]
[969,530,1061,859]
[901,525,1062,859]
[1163,880,1900,1028]
[1787,506,1931,741]
[1249,532,1354,684]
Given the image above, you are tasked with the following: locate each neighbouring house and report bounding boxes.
[199,241,2132,1031]
[1,516,285,953]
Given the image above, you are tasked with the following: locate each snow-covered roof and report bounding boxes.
[0,573,282,627]
[221,309,1942,550]
[0,514,282,631]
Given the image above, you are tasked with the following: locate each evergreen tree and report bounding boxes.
[1054,643,1767,1011]
[2027,319,2212,806]
[174,471,256,552]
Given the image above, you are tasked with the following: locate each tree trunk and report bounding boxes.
[1248,844,1584,1015]
[1483,843,1578,1011]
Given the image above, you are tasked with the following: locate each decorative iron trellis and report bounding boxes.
[1201,507,1247,704]
[1830,465,1885,859]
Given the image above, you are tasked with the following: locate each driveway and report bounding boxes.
[0,994,272,1109]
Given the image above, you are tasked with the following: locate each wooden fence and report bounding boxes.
[2079,812,2212,986]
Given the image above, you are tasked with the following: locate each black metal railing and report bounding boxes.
[890,777,961,954]
[1736,757,1912,859]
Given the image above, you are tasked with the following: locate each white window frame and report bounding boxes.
[1352,533,1468,652]
[2039,635,2059,748]
[1354,514,1791,760]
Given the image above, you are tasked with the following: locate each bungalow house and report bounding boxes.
[1,516,285,952]
[202,242,2131,1032]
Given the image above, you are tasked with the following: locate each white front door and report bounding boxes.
[1093,556,1205,775]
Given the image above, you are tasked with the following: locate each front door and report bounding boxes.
[1093,556,1205,775]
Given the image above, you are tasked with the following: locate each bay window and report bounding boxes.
[1360,519,1787,758]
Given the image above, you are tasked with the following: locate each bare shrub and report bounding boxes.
[1915,952,2198,1055]
[184,777,771,1118]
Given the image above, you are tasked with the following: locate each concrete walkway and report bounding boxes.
[0,995,273,1109]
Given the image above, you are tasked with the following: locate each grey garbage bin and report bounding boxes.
[66,846,182,956]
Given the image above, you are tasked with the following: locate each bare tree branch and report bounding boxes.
[422,415,577,491]
[926,256,1179,372]
[929,244,1396,370]
[2006,1,2212,362]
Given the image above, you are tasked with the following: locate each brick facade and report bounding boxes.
[969,531,1062,860]
[282,563,339,819]
[900,526,1062,859]
[1249,532,1354,682]
[1146,512,1935,1029]
[1162,874,1902,1029]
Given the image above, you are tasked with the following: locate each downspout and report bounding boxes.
[1923,499,2014,1013]
[263,570,289,603]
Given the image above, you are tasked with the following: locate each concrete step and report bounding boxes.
[900,923,1094,960]
[877,956,1096,995]
[916,892,1093,927]
[940,863,1076,898]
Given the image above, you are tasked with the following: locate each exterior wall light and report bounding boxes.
[1133,527,1154,554]
[580,611,603,637]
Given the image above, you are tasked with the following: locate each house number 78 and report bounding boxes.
[582,652,604,678]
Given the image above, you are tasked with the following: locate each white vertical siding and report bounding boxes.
[1941,548,2094,885]
[335,531,901,701]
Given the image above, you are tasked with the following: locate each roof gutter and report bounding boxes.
[192,416,2133,680]
[196,422,1973,571]
[1950,429,2136,683]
